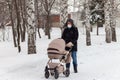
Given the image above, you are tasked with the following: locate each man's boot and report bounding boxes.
[73,64,78,73]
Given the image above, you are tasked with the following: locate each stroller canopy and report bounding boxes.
[48,38,66,54]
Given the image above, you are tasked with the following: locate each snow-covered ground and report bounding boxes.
[0,26,120,80]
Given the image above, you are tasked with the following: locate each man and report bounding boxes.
[62,18,79,73]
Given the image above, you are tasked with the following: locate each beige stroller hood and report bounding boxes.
[47,38,66,59]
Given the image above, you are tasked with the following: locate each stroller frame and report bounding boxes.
[44,38,72,79]
[44,51,70,79]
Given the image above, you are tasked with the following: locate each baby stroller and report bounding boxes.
[44,38,72,79]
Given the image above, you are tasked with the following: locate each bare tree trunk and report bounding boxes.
[111,27,116,41]
[97,24,99,35]
[110,0,117,42]
[1,23,5,41]
[85,0,91,46]
[22,0,27,42]
[42,0,55,39]
[46,14,51,39]
[7,0,17,47]
[14,0,21,52]
[35,0,41,38]
[104,0,111,43]
[1,7,5,41]
[19,0,26,42]
[60,0,68,31]
[90,24,93,32]
[44,16,47,35]
[44,15,50,39]
[26,0,36,54]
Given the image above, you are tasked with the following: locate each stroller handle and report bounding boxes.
[65,46,73,52]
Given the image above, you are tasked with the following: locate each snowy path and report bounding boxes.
[0,46,120,80]
[0,28,120,80]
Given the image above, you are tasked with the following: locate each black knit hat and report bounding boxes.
[66,18,74,25]
[64,18,75,28]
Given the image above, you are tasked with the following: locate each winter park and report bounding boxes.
[1,0,120,80]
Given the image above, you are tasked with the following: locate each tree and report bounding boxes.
[19,0,27,42]
[7,0,27,52]
[42,0,56,39]
[7,0,17,47]
[85,0,91,46]
[26,0,36,54]
[14,0,22,52]
[60,0,68,30]
[35,0,41,38]
[104,0,112,43]
[0,1,10,41]
[110,0,117,42]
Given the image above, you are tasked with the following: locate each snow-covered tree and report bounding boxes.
[110,0,117,42]
[85,0,91,46]
[26,0,36,54]
[60,0,68,29]
[7,0,17,47]
[104,0,112,43]
[42,0,56,39]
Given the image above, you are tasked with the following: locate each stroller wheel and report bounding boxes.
[45,71,49,78]
[64,69,70,77]
[44,66,49,78]
[54,68,59,79]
